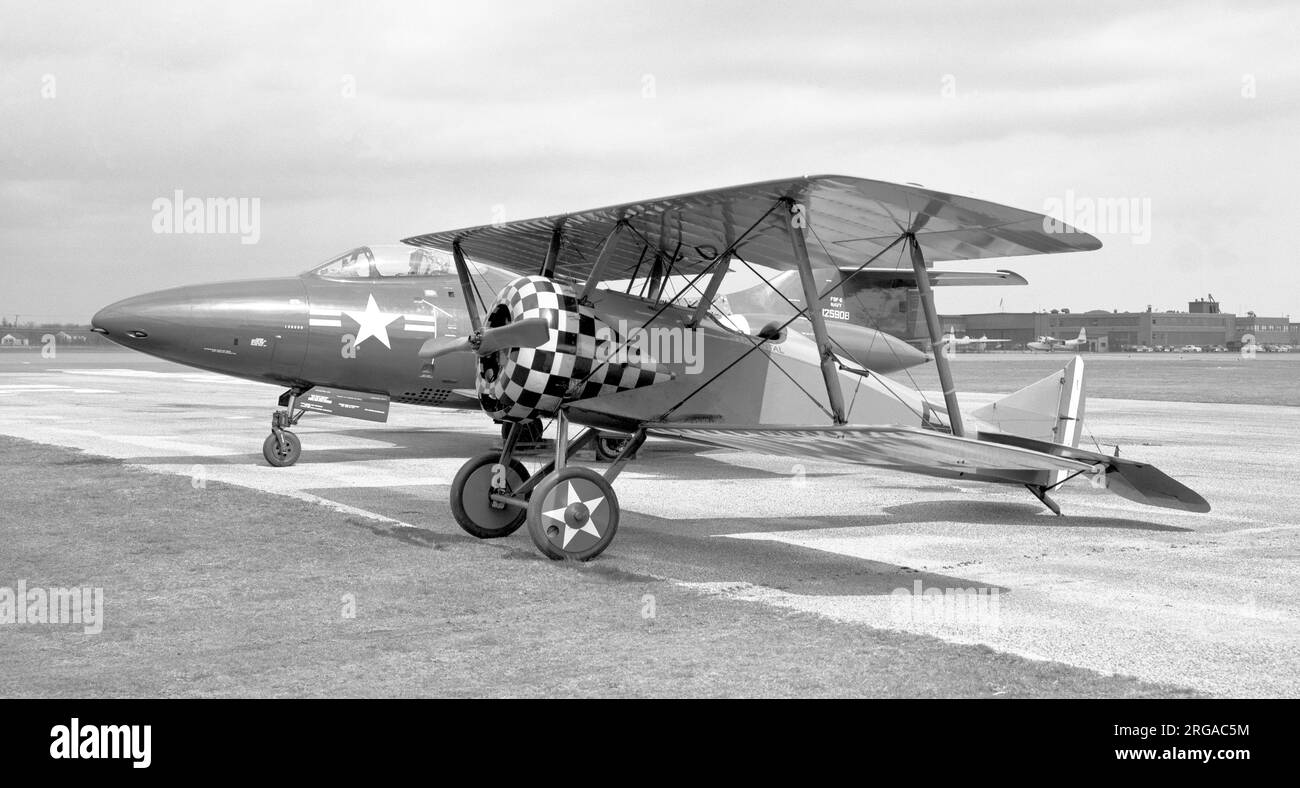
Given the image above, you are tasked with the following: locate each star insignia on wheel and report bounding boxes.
[542,481,605,549]
[345,294,399,349]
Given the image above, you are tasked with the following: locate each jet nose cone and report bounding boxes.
[91,290,194,351]
[91,302,129,338]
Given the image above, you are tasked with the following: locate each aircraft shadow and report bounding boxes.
[125,434,842,481]
[304,483,1188,598]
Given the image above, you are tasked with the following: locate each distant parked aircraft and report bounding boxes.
[940,327,1012,352]
[1028,327,1087,352]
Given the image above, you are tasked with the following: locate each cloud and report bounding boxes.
[0,0,1296,320]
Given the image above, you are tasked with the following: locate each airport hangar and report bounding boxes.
[933,296,1295,351]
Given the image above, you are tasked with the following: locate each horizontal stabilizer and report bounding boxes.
[977,431,1210,513]
[1104,458,1211,513]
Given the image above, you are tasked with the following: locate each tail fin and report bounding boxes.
[1077,327,1087,342]
[971,355,1086,448]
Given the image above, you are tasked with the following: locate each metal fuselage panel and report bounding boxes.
[93,274,483,408]
[298,274,477,404]
[183,278,311,384]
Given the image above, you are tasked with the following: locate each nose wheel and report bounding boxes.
[263,429,301,467]
[263,388,306,467]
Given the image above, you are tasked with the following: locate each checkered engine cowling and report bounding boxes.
[477,276,672,422]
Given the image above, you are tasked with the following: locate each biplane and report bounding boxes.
[404,175,1210,561]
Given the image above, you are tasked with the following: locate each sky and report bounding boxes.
[1,0,1297,323]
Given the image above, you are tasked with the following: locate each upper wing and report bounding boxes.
[844,268,1029,288]
[402,175,1099,286]
[644,423,1096,477]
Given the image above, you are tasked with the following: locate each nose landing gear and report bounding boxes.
[263,388,306,467]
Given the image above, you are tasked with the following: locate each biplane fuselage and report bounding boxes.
[539,286,924,432]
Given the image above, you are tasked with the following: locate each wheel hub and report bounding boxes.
[566,502,590,525]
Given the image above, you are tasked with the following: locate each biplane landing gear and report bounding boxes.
[593,432,632,462]
[449,452,531,538]
[263,389,305,467]
[450,411,643,561]
[526,467,619,561]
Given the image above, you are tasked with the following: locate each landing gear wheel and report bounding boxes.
[450,453,531,538]
[262,431,301,467]
[526,467,619,561]
[594,433,630,462]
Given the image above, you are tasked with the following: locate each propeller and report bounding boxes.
[418,317,551,360]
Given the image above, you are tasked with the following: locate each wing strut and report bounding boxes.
[686,252,733,328]
[451,239,482,334]
[579,221,626,304]
[908,234,964,436]
[540,222,564,278]
[789,200,847,424]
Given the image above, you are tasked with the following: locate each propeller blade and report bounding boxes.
[418,336,474,360]
[417,317,552,361]
[476,317,551,355]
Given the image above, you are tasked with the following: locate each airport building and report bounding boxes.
[937,296,1292,351]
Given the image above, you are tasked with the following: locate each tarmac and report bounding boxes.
[1,350,1296,696]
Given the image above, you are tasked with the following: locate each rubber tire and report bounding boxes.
[525,467,619,561]
[450,452,531,539]
[262,431,301,467]
[593,434,630,463]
